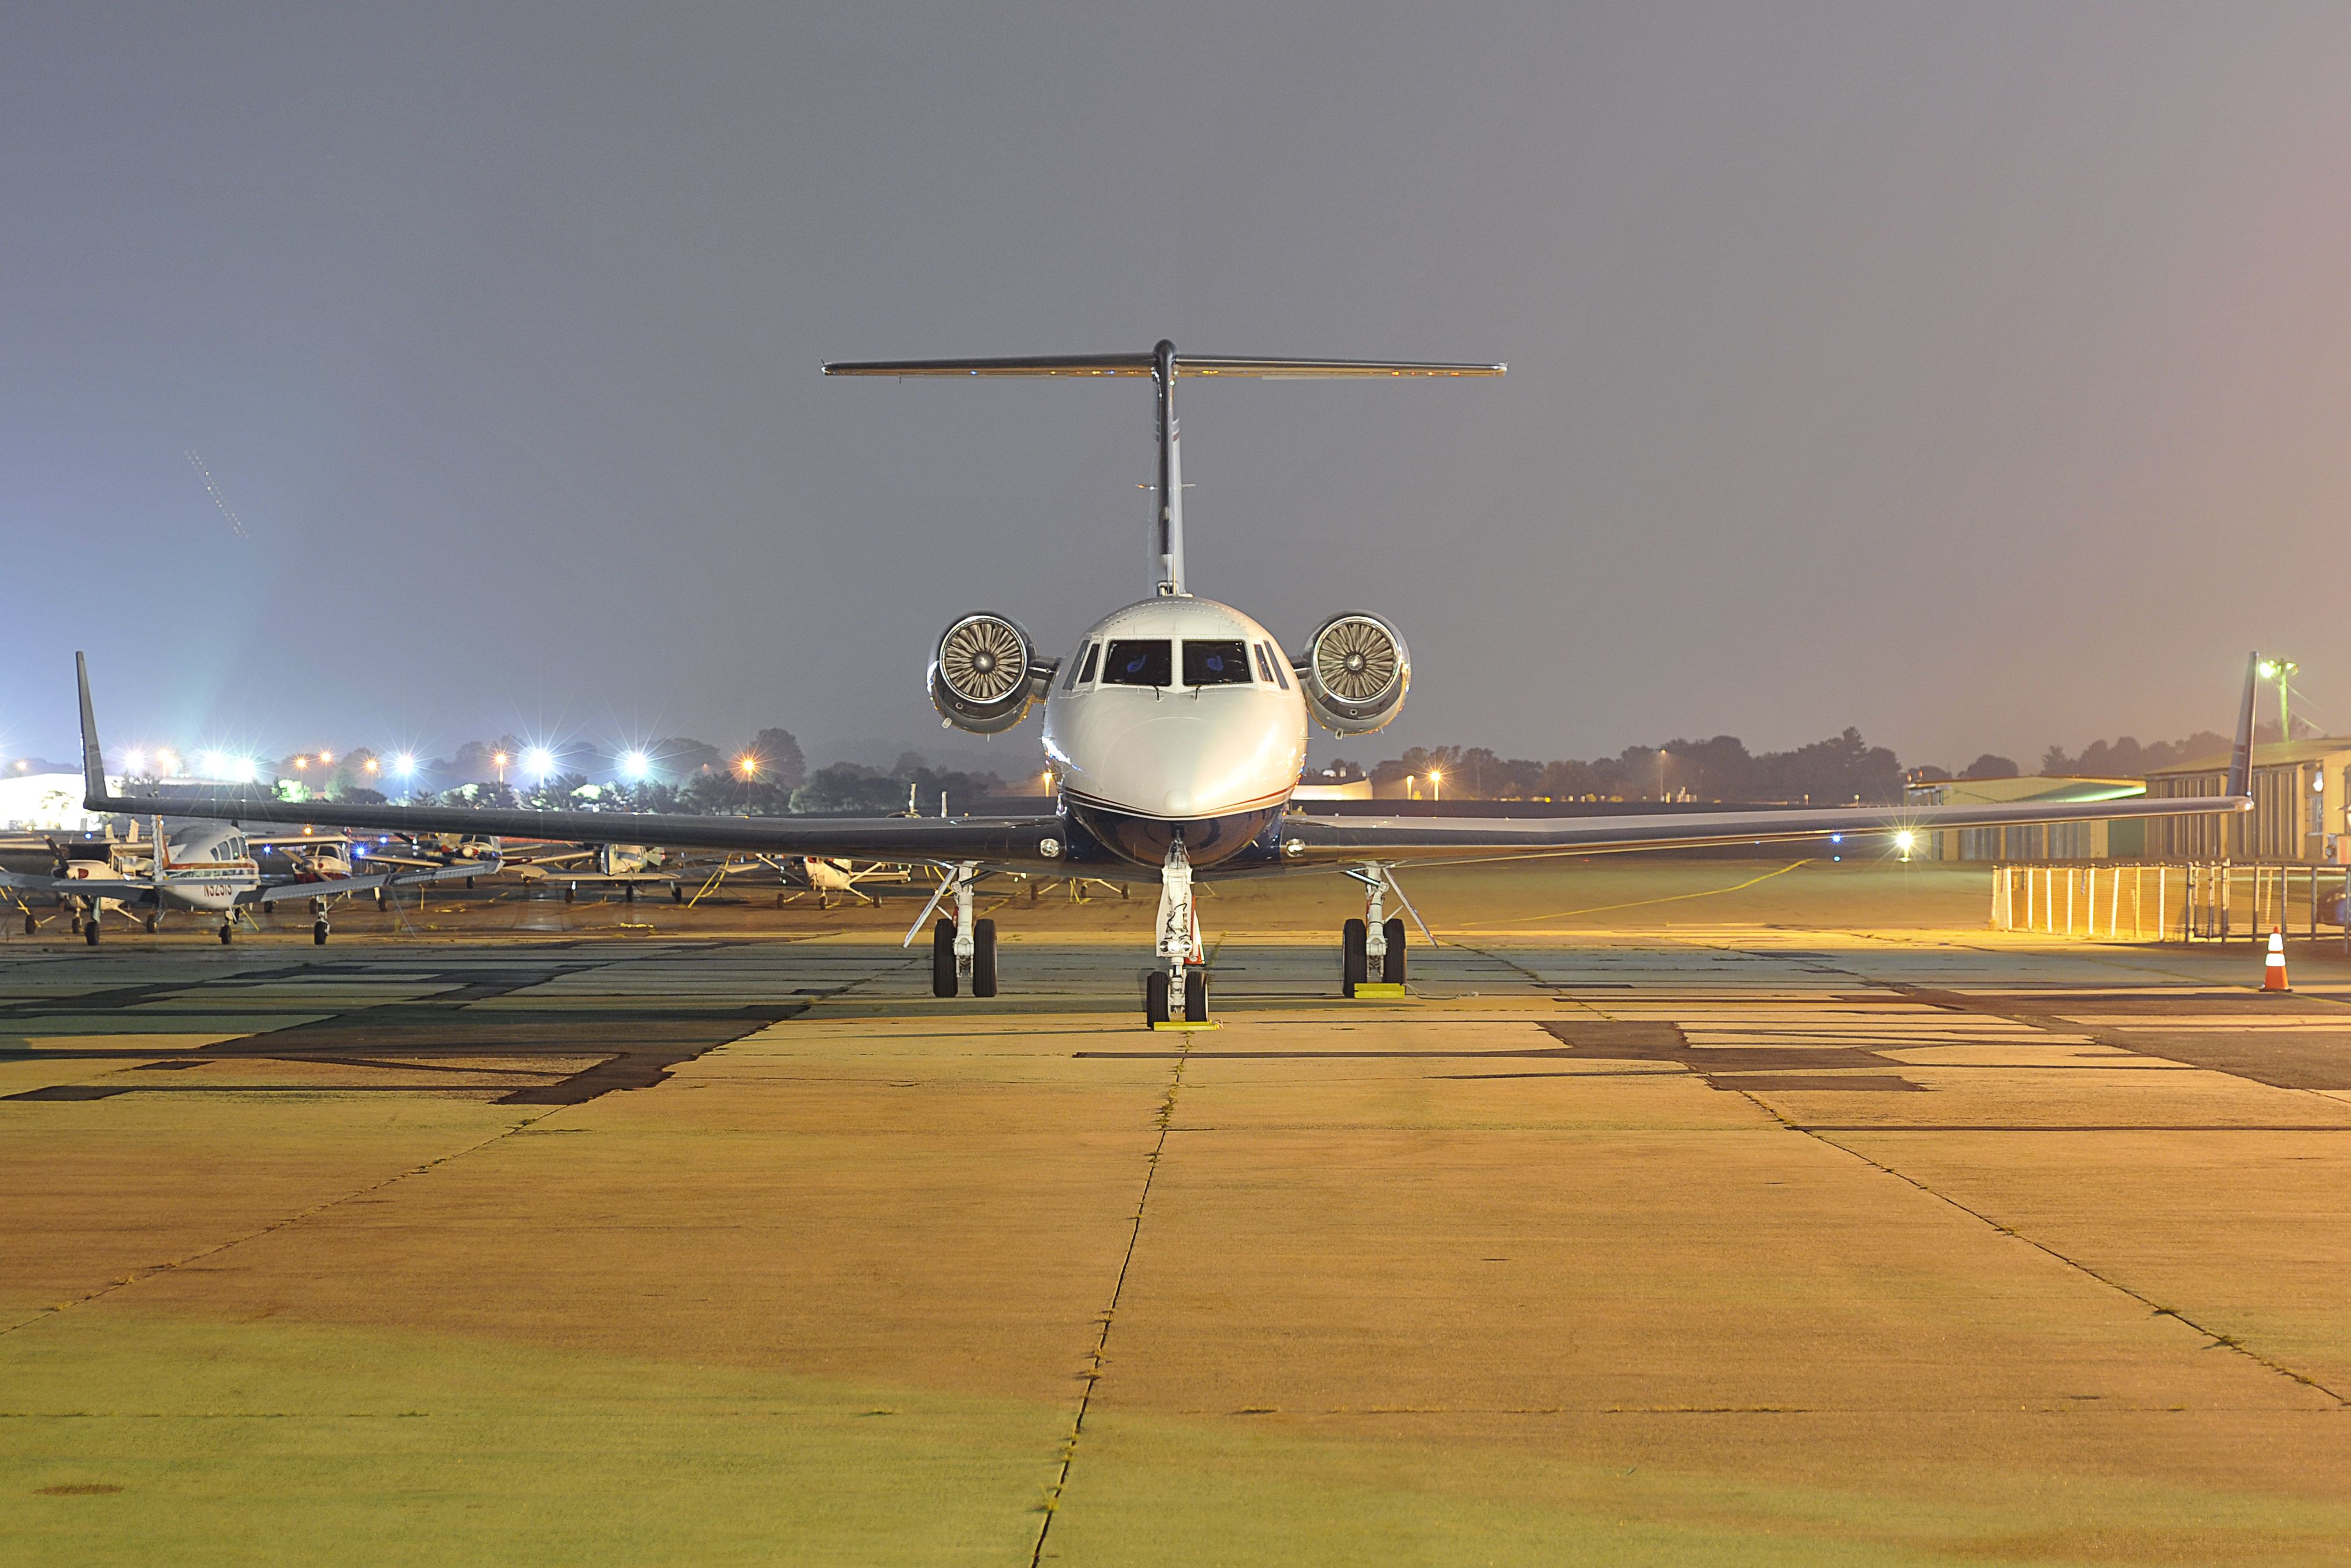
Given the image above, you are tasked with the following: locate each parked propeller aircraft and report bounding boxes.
[71,340,2258,1023]
[2,813,485,945]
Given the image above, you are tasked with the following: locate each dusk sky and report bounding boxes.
[8,5,2350,776]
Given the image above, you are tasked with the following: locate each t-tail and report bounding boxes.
[823,342,1504,598]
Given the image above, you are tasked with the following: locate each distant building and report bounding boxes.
[1293,778,1374,802]
[1903,775,2146,861]
[0,772,105,832]
[2142,738,2351,864]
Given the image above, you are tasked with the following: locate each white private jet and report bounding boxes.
[3,812,483,945]
[72,341,2257,1022]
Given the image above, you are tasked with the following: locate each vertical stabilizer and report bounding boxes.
[1153,340,1184,596]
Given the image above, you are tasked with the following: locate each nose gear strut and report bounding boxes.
[1148,839,1210,1026]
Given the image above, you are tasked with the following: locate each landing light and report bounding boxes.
[620,750,650,782]
[524,746,554,777]
[735,753,759,778]
[392,753,417,778]
[123,748,145,773]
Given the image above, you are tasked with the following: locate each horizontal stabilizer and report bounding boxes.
[823,353,1504,378]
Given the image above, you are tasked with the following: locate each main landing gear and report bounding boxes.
[312,897,330,945]
[1146,841,1210,1026]
[926,862,997,999]
[1340,866,1408,997]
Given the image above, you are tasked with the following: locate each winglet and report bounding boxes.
[76,652,108,809]
[2227,652,2259,799]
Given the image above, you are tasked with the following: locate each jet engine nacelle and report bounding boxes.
[1296,611,1411,736]
[929,612,1043,734]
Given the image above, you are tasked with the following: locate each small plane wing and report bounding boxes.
[241,863,478,906]
[0,872,157,904]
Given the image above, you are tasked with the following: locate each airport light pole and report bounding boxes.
[2260,659,2299,744]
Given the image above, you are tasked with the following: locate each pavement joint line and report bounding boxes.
[1029,1025,1194,1566]
[1552,933,2351,1407]
[0,1107,561,1340]
[1731,1087,2351,1409]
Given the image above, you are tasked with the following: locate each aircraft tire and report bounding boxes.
[1382,918,1407,985]
[1146,969,1171,1026]
[1342,919,1368,997]
[84,920,99,947]
[971,919,998,998]
[145,914,158,933]
[625,883,636,904]
[313,920,329,946]
[22,911,35,936]
[465,877,475,890]
[218,923,232,945]
[931,919,958,998]
[565,884,577,904]
[671,884,684,905]
[1184,967,1208,1023]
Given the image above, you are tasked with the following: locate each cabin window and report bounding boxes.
[1102,639,1172,687]
[1066,642,1097,691]
[1260,643,1291,689]
[1252,643,1276,684]
[1183,639,1253,686]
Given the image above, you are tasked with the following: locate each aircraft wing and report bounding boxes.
[1286,651,2263,866]
[0,872,157,903]
[241,863,478,906]
[147,798,1065,870]
[1276,791,2249,867]
[70,656,1067,871]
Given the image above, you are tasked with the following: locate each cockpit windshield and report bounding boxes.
[1182,639,1253,686]
[1102,639,1172,687]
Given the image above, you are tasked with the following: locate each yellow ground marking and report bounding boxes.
[1151,1020,1221,1032]
[19,1033,246,1054]
[1348,983,1409,999]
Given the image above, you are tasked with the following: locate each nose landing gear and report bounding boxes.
[1147,841,1211,1026]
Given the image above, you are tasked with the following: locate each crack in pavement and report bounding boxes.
[0,1109,560,1339]
[1030,1032,1193,1567]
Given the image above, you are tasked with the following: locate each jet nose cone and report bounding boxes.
[1162,789,1194,816]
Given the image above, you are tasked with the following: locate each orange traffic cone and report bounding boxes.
[2263,929,2290,993]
